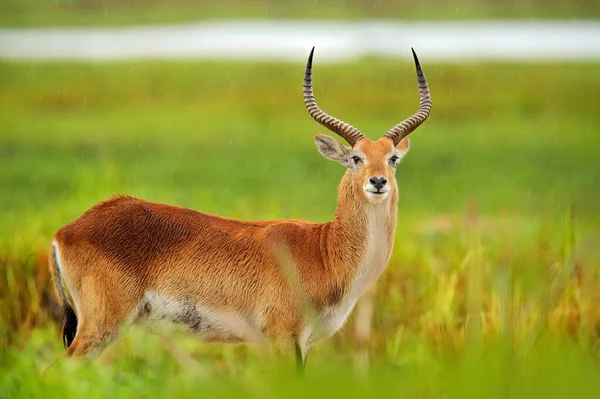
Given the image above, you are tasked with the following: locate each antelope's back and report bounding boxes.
[53,196,278,285]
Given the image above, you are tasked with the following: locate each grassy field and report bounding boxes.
[1,0,599,26]
[1,59,600,397]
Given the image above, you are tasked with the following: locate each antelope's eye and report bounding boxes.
[389,156,399,166]
[352,156,362,165]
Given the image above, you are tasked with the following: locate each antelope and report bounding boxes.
[49,47,431,370]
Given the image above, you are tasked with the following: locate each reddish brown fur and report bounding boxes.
[50,133,414,364]
[50,46,432,367]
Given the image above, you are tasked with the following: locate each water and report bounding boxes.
[1,20,599,62]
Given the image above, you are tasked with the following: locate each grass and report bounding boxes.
[0,59,599,397]
[0,0,599,27]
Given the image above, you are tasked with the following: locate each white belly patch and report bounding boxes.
[139,291,262,343]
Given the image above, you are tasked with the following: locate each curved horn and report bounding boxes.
[383,48,432,146]
[304,47,365,146]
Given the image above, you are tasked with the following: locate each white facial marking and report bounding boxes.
[349,149,366,169]
[363,183,391,201]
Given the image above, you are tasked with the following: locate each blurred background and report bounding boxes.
[1,1,599,398]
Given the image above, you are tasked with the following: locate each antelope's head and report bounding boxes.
[304,47,431,204]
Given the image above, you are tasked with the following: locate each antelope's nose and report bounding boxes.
[369,176,388,190]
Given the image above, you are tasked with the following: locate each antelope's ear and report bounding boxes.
[314,134,351,167]
[396,137,410,158]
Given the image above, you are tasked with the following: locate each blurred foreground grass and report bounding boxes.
[1,0,599,27]
[0,59,599,397]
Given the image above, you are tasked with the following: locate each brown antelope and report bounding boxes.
[49,47,431,370]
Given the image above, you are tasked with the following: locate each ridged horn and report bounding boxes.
[383,48,432,146]
[304,47,365,146]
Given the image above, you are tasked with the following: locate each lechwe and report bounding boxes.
[49,47,431,370]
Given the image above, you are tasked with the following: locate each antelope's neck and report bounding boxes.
[300,175,399,347]
[325,174,398,288]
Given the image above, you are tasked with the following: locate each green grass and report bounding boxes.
[1,59,600,397]
[1,0,599,27]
